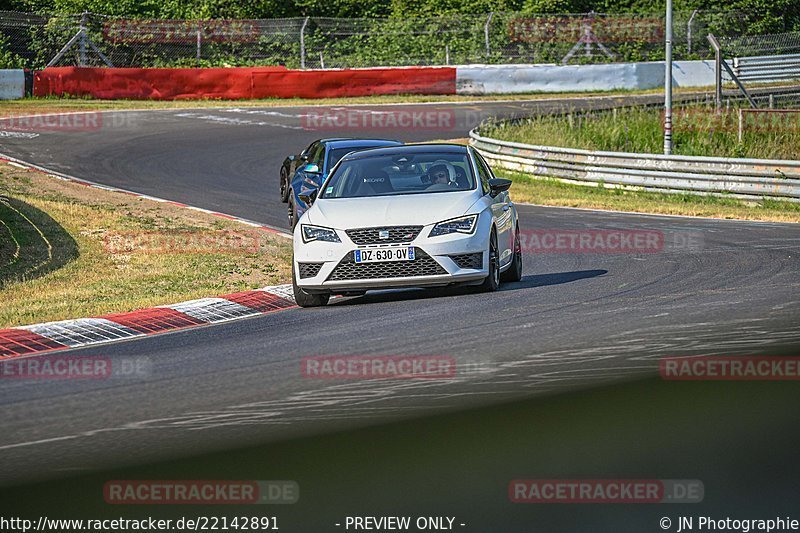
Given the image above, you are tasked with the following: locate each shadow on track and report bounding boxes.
[500,269,608,291]
[329,269,608,306]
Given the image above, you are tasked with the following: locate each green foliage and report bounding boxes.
[5,0,800,68]
[0,35,25,68]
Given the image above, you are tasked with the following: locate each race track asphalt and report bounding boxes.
[0,96,798,491]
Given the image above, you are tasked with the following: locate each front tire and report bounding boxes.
[280,167,290,203]
[478,230,500,292]
[293,267,330,307]
[500,226,523,283]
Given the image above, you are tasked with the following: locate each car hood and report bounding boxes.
[308,191,480,229]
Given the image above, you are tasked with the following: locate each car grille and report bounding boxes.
[345,226,423,245]
[326,248,447,281]
[449,252,483,269]
[298,262,324,279]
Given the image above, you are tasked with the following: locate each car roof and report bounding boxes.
[340,143,469,160]
[326,139,402,149]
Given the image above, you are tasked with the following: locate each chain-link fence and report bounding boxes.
[714,33,800,110]
[0,10,778,69]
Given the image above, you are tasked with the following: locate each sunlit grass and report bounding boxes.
[0,165,292,328]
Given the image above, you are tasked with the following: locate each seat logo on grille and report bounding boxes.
[379,230,390,239]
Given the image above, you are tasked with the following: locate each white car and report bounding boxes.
[291,144,522,307]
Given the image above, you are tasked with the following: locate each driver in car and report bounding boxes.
[428,164,452,186]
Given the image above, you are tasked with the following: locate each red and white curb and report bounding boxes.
[0,154,302,358]
[0,285,297,359]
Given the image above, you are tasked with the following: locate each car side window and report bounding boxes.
[477,153,497,179]
[303,142,317,159]
[309,144,325,167]
[474,151,492,195]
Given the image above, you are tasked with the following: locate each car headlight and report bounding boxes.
[429,215,478,237]
[301,224,341,243]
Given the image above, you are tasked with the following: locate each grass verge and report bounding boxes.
[0,162,292,328]
[503,170,800,223]
[483,105,800,160]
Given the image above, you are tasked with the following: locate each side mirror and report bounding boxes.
[298,188,318,205]
[488,178,512,197]
[299,152,309,161]
[303,163,321,174]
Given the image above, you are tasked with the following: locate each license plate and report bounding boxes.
[354,247,415,264]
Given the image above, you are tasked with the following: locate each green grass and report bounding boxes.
[484,105,800,160]
[0,195,79,290]
[0,164,292,328]
[504,170,800,223]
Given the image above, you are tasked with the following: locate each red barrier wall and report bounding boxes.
[33,66,456,100]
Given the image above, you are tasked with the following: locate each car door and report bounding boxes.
[474,150,514,267]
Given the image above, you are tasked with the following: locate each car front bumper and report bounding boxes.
[293,224,490,293]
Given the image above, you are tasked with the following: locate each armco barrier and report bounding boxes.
[0,69,26,100]
[33,66,457,100]
[733,54,800,83]
[456,60,715,95]
[470,129,800,201]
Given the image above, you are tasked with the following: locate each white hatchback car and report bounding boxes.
[291,144,522,307]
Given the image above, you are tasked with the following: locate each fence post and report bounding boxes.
[196,24,202,62]
[300,17,310,69]
[79,12,88,67]
[687,9,698,55]
[738,108,743,143]
[484,12,494,58]
[708,34,723,109]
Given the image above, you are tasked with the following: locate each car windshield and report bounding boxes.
[327,147,371,170]
[320,152,476,198]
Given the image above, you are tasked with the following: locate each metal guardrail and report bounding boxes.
[733,53,800,82]
[470,129,800,201]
